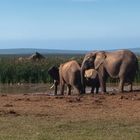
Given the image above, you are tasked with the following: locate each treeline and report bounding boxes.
[0,55,139,84]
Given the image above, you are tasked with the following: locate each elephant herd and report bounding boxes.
[48,49,139,95]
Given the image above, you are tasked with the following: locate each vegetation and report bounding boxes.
[0,54,139,84]
[0,54,83,84]
[0,116,139,140]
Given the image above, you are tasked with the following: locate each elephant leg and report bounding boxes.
[96,86,99,94]
[84,86,86,94]
[73,86,80,94]
[99,76,106,93]
[82,82,86,94]
[83,87,86,94]
[54,84,58,95]
[60,82,65,95]
[67,85,71,95]
[119,78,124,93]
[129,82,133,92]
[54,80,58,95]
[91,86,95,94]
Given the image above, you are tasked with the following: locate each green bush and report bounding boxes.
[0,55,83,84]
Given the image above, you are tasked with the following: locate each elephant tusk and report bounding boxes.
[50,84,54,89]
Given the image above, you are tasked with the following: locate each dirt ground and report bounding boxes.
[0,91,140,122]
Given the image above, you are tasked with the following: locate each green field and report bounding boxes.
[0,116,139,140]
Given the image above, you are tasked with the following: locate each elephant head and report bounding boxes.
[48,66,59,95]
[81,51,106,91]
[48,66,59,81]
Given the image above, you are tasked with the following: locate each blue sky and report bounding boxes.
[0,0,140,50]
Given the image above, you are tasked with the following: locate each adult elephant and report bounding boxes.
[81,50,138,93]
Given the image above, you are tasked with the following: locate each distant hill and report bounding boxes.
[129,48,140,55]
[0,48,88,55]
[0,48,139,55]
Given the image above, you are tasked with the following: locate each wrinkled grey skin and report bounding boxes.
[81,50,138,93]
[85,71,100,94]
[48,60,84,95]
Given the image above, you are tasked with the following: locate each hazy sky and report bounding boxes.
[0,0,140,50]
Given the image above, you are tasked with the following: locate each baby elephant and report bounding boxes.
[84,69,100,94]
[48,60,84,95]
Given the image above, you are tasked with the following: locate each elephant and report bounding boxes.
[48,60,84,95]
[48,66,59,95]
[84,69,100,94]
[81,49,138,93]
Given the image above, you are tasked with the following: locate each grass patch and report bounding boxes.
[0,116,139,140]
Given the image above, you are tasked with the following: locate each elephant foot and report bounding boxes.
[100,89,106,94]
[67,93,71,96]
[100,92,106,94]
[59,93,64,96]
[118,89,124,93]
[128,89,133,93]
[90,91,94,94]
[80,89,85,94]
[80,92,85,95]
[82,90,86,94]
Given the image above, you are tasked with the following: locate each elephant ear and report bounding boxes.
[94,52,106,70]
[48,66,59,81]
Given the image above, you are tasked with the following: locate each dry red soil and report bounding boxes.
[0,92,140,121]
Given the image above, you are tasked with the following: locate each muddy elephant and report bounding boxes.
[85,69,100,94]
[48,60,84,95]
[81,50,138,93]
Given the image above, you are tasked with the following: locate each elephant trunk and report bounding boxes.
[81,64,86,94]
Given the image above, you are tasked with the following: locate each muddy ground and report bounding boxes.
[0,91,140,122]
